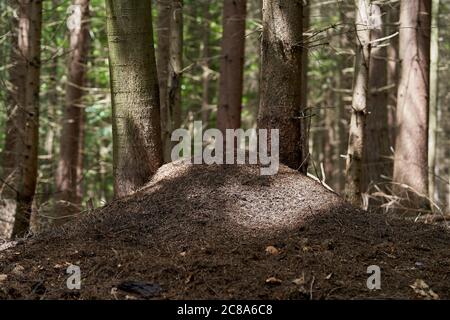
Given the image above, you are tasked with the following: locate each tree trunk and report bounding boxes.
[200,0,212,126]
[0,0,42,238]
[258,0,306,173]
[217,0,247,133]
[345,0,371,207]
[55,0,90,218]
[361,4,392,204]
[393,0,431,209]
[162,0,183,161]
[106,0,163,198]
[301,0,310,173]
[386,3,399,150]
[156,0,172,163]
[428,0,440,207]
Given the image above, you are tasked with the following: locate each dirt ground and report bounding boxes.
[0,162,449,300]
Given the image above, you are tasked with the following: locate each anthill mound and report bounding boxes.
[0,162,449,299]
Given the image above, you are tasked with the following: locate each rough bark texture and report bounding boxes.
[258,0,306,173]
[156,0,172,162]
[217,0,247,133]
[345,0,372,207]
[393,0,431,209]
[361,4,392,203]
[55,0,90,217]
[0,0,42,238]
[106,0,163,198]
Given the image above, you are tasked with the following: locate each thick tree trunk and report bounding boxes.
[106,0,163,198]
[217,0,247,133]
[0,0,42,238]
[393,0,431,209]
[361,4,392,203]
[258,0,306,173]
[345,0,371,207]
[428,0,440,207]
[156,0,172,162]
[55,0,90,217]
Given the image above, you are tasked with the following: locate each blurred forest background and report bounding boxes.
[0,0,449,237]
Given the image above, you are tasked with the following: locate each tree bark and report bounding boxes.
[156,0,172,162]
[106,0,163,198]
[200,0,212,126]
[258,0,306,173]
[217,0,247,133]
[428,0,440,207]
[361,4,392,204]
[0,0,42,238]
[393,0,431,209]
[345,0,371,207]
[55,0,90,216]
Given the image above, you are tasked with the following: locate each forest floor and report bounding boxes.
[0,162,449,300]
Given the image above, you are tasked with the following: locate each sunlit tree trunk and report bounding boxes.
[345,0,371,207]
[217,0,247,133]
[55,0,90,219]
[106,0,163,197]
[0,0,43,238]
[393,0,431,209]
[258,0,306,173]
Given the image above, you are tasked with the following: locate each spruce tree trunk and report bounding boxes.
[393,0,431,209]
[345,0,371,207]
[200,0,212,126]
[106,0,163,197]
[428,0,440,207]
[156,0,172,162]
[55,0,90,217]
[258,0,306,173]
[2,0,42,238]
[217,0,247,132]
[361,4,391,203]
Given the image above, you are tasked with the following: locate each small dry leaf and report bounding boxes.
[292,278,305,286]
[0,274,7,282]
[266,277,282,285]
[179,251,187,257]
[265,246,279,255]
[410,279,439,300]
[325,273,333,280]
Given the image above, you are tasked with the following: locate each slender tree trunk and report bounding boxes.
[345,0,371,207]
[106,0,163,198]
[200,0,211,126]
[386,4,399,150]
[217,0,247,133]
[428,0,440,207]
[55,0,90,218]
[361,4,391,203]
[393,0,431,209]
[163,0,183,161]
[258,0,306,173]
[1,0,43,238]
[156,0,172,163]
[301,0,310,173]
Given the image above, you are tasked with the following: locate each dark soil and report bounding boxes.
[0,162,449,300]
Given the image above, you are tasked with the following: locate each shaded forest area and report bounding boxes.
[0,0,450,300]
